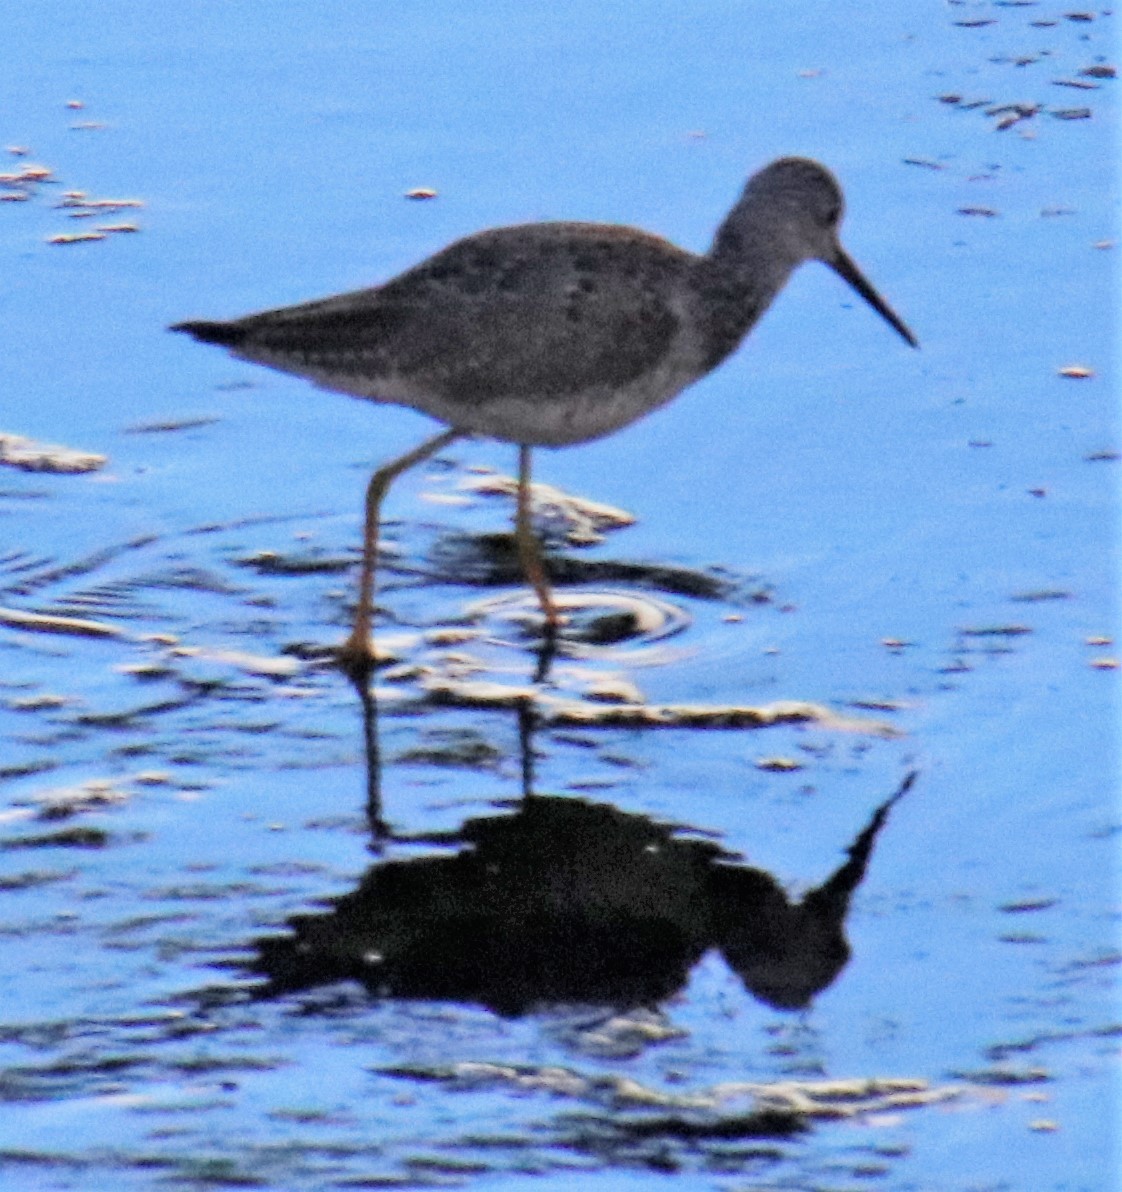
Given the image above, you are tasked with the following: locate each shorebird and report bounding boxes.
[172,156,917,678]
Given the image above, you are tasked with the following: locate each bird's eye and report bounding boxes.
[822,202,841,227]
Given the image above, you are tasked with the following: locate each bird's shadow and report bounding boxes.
[225,679,914,1018]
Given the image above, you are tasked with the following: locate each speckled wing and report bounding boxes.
[222,223,692,408]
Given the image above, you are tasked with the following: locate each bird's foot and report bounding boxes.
[336,631,378,686]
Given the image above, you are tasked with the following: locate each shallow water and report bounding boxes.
[1,2,1119,1189]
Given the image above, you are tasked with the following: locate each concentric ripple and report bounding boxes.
[464,588,692,664]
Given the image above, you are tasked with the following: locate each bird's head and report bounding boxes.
[748,157,918,348]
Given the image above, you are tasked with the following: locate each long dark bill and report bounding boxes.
[829,248,918,348]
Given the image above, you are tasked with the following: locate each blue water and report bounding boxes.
[2,2,1118,1189]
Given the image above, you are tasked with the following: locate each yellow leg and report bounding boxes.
[338,427,462,680]
[516,444,561,631]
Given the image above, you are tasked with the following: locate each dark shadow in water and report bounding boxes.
[249,683,914,1015]
[424,529,764,604]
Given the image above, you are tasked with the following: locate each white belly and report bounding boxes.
[359,355,705,447]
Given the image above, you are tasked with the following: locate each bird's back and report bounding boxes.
[178,222,722,446]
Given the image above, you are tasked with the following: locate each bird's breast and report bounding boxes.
[362,348,707,447]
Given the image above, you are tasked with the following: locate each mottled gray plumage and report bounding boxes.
[171,157,916,675]
[172,157,915,447]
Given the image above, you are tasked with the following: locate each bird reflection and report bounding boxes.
[246,683,913,1015]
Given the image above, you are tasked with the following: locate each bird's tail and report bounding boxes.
[169,320,248,347]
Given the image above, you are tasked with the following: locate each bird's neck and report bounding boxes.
[707,191,807,300]
[692,203,807,370]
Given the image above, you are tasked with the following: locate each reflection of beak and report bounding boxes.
[828,247,918,348]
